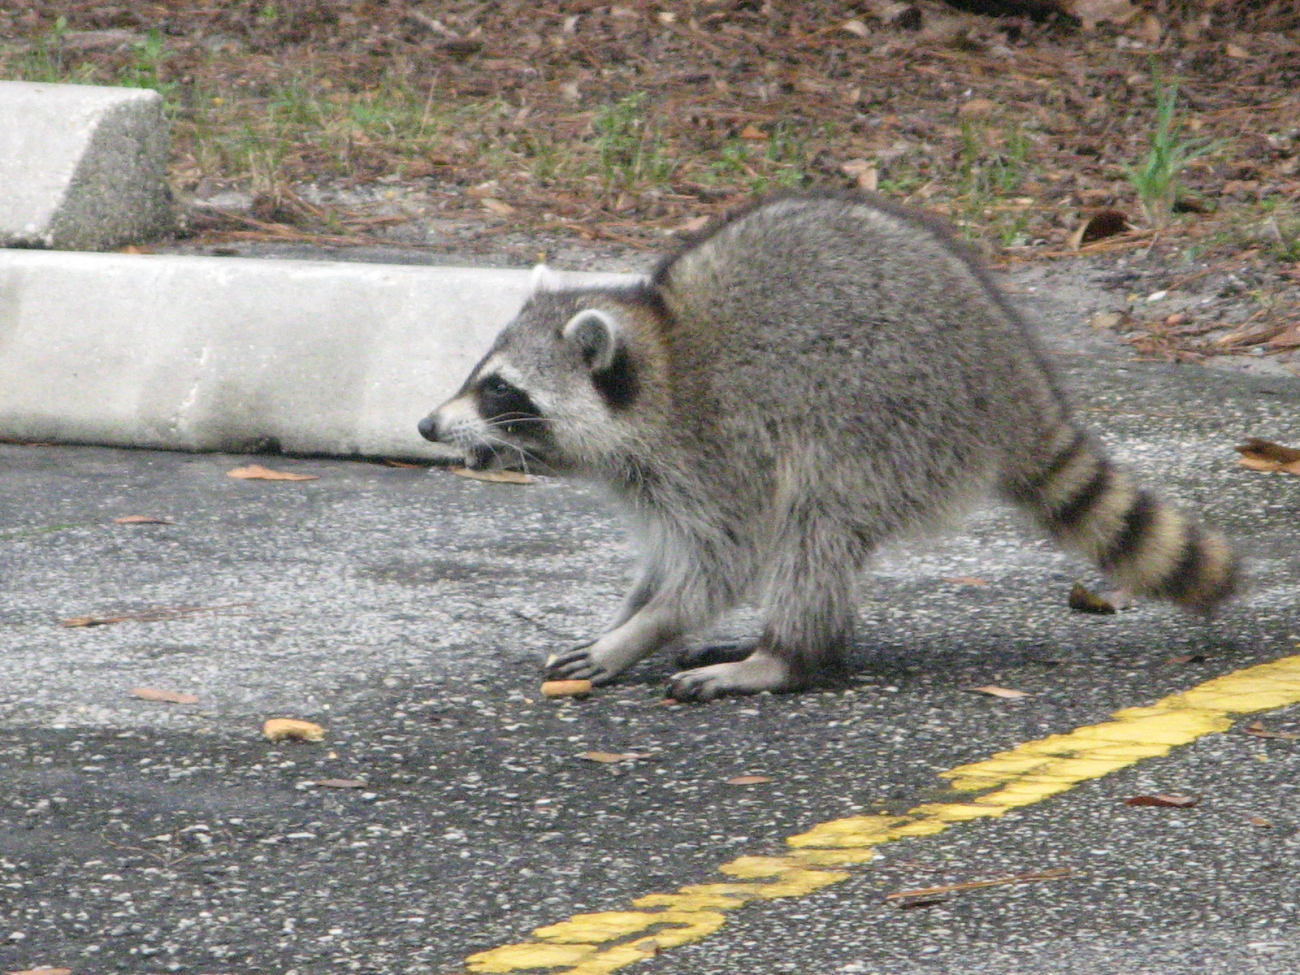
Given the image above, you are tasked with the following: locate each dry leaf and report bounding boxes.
[841,19,870,38]
[887,867,1071,901]
[311,777,367,789]
[1069,0,1140,30]
[1069,209,1129,249]
[1265,323,1300,349]
[1248,815,1273,828]
[61,603,249,628]
[957,98,996,119]
[1089,311,1128,330]
[840,158,879,191]
[131,687,200,705]
[1124,794,1198,808]
[1069,582,1116,615]
[7,969,74,975]
[1244,721,1299,741]
[114,514,175,525]
[1225,42,1250,59]
[673,215,712,234]
[480,197,516,216]
[541,679,593,698]
[943,575,988,587]
[1235,438,1300,475]
[579,751,649,763]
[968,685,1031,699]
[740,124,767,141]
[263,718,326,742]
[450,466,536,484]
[226,464,319,481]
[726,775,774,785]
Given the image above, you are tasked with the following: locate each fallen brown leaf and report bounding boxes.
[1265,323,1300,349]
[887,866,1072,902]
[968,685,1031,699]
[226,464,319,481]
[1235,438,1300,475]
[579,751,649,763]
[1069,208,1130,250]
[1068,582,1116,615]
[61,603,250,628]
[943,575,988,587]
[840,158,878,191]
[1088,310,1128,331]
[114,514,175,525]
[1124,794,1198,808]
[957,97,996,119]
[311,778,367,789]
[1069,0,1140,30]
[726,775,774,785]
[263,718,326,742]
[450,466,536,484]
[7,969,74,975]
[1244,720,1299,741]
[480,197,516,216]
[131,687,200,705]
[1248,814,1273,828]
[672,215,712,235]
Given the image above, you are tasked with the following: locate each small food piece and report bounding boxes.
[263,718,326,742]
[541,679,593,698]
[131,687,200,705]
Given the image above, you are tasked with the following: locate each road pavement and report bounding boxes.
[2,287,1299,975]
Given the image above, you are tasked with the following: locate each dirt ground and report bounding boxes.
[0,0,1298,370]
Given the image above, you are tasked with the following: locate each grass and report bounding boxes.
[591,93,676,192]
[951,119,1038,247]
[1125,71,1223,230]
[704,121,815,194]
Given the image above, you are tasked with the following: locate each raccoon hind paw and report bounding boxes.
[667,652,800,701]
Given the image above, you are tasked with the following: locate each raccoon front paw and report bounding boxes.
[546,643,617,684]
[666,653,797,702]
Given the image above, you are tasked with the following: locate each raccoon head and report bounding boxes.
[419,278,653,475]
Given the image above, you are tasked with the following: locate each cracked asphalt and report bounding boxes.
[2,273,1299,974]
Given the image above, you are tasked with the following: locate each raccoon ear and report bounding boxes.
[530,263,565,294]
[562,309,622,374]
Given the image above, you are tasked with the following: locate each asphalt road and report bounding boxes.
[2,317,1298,974]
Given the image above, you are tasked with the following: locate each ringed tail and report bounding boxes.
[1006,426,1239,613]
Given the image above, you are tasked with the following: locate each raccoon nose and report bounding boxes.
[417,413,440,442]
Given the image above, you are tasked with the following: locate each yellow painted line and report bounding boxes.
[459,654,1300,974]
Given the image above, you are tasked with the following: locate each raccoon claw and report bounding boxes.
[666,654,796,702]
[545,644,613,684]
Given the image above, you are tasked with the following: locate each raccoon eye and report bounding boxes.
[480,374,513,396]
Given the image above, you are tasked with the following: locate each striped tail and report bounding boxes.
[1004,425,1239,613]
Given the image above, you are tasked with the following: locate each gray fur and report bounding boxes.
[421,192,1238,700]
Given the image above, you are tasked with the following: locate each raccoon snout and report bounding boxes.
[417,413,441,443]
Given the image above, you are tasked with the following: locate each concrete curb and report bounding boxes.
[0,249,636,458]
[0,80,174,249]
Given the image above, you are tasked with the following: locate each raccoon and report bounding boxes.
[419,191,1238,701]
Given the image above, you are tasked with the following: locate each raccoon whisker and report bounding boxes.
[475,429,547,474]
[484,415,554,428]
